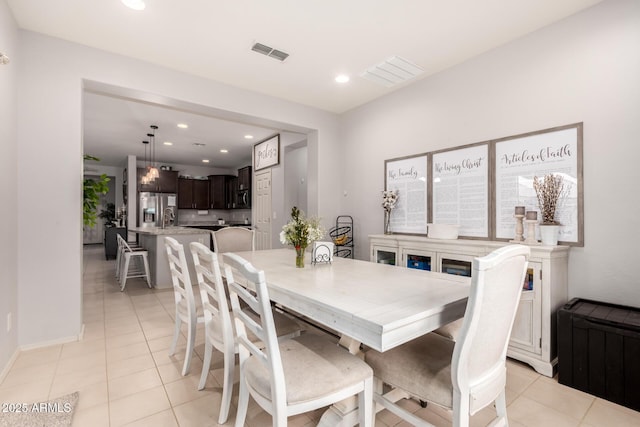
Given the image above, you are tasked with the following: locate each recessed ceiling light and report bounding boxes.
[121,0,145,11]
[193,143,205,147]
[220,149,228,153]
[163,141,173,146]
[244,135,254,139]
[202,159,210,163]
[177,123,188,129]
[335,74,350,83]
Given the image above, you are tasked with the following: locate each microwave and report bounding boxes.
[237,189,250,208]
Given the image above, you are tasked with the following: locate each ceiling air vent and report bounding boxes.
[360,55,424,87]
[251,42,289,62]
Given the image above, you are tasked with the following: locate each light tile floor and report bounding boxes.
[1,245,639,426]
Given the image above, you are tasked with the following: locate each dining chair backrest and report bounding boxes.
[452,244,529,415]
[189,242,232,348]
[164,236,199,375]
[165,237,195,312]
[117,233,131,251]
[223,252,286,407]
[212,227,255,253]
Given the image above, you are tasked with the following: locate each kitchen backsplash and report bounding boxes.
[177,208,252,224]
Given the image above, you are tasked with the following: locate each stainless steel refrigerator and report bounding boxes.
[138,192,178,228]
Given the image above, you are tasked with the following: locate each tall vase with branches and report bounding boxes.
[533,174,569,245]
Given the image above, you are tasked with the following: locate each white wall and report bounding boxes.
[0,0,19,375]
[15,30,341,346]
[341,0,640,306]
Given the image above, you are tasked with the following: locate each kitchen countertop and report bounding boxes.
[130,226,211,236]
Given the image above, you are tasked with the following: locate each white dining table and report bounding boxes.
[229,248,471,426]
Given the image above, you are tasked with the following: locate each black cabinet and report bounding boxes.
[178,178,209,209]
[104,227,127,260]
[136,168,178,193]
[558,298,640,411]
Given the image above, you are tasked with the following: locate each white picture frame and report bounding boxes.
[253,134,280,171]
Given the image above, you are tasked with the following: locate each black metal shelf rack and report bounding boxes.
[330,215,354,258]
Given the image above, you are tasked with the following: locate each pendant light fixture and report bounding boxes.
[147,125,160,180]
[140,140,150,184]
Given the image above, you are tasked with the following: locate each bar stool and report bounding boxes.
[115,234,144,281]
[117,234,151,291]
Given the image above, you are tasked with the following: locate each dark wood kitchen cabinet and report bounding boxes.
[136,168,178,193]
[209,175,238,209]
[177,178,209,209]
[238,166,252,191]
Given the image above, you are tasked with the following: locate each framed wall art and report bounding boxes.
[253,134,280,171]
[493,123,583,245]
[384,153,428,235]
[431,143,490,238]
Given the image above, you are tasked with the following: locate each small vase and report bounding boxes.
[384,210,392,234]
[539,224,560,246]
[295,246,306,268]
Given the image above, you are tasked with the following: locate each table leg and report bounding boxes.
[318,336,410,426]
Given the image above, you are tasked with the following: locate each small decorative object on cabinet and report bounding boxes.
[534,174,569,246]
[330,215,354,258]
[369,233,569,377]
[381,190,398,234]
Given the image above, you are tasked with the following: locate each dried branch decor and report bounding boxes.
[533,174,569,225]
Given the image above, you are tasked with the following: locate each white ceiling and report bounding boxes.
[7,0,602,168]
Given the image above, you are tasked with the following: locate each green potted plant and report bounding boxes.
[99,202,117,227]
[83,155,110,228]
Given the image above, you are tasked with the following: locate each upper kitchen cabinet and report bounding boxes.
[177,178,210,209]
[238,166,252,191]
[209,175,235,209]
[137,168,179,193]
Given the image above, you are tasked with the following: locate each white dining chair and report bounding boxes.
[365,245,530,427]
[116,234,151,291]
[164,236,204,376]
[189,242,302,424]
[212,227,255,253]
[223,252,374,427]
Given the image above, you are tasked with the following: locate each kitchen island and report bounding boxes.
[130,226,211,289]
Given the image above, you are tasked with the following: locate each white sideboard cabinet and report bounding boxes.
[369,234,569,377]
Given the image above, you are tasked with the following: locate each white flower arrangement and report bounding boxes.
[279,206,324,249]
[382,190,399,212]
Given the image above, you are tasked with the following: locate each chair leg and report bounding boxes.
[141,253,152,288]
[234,373,250,427]
[169,311,181,356]
[181,315,196,376]
[359,377,373,427]
[453,389,470,427]
[115,247,121,280]
[218,346,235,424]
[495,390,508,426]
[120,255,130,291]
[198,340,212,391]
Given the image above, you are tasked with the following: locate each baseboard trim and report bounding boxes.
[0,347,20,384]
[19,331,83,352]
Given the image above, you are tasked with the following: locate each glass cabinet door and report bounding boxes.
[401,248,435,271]
[372,246,398,265]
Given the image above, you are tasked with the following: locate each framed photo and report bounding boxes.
[253,134,280,171]
[431,143,489,239]
[493,123,583,245]
[384,153,428,235]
